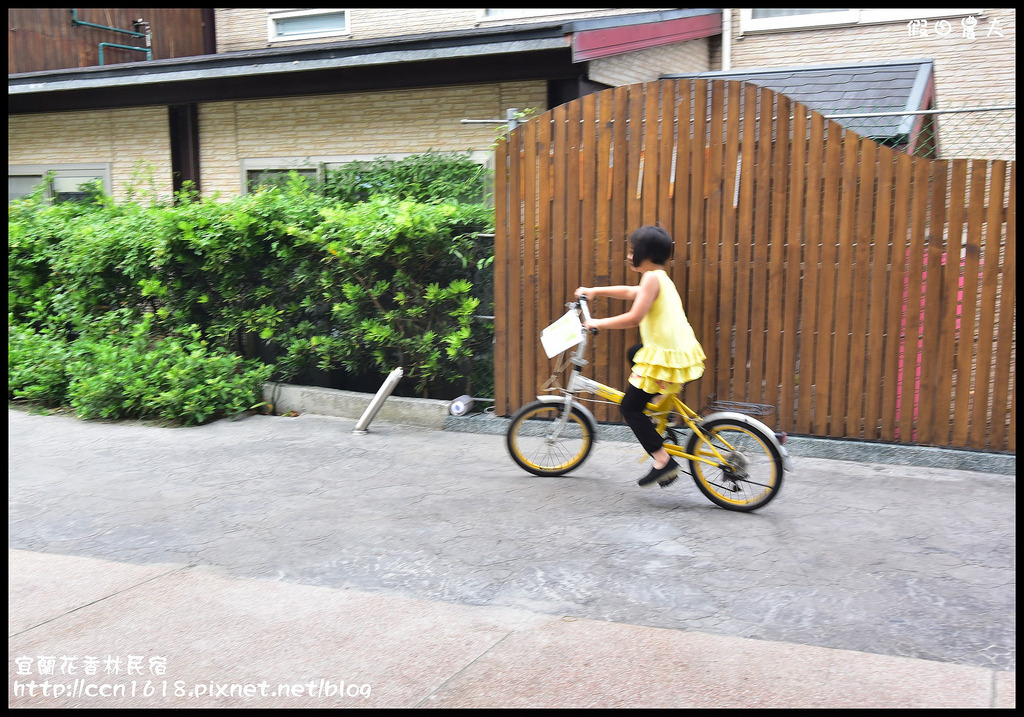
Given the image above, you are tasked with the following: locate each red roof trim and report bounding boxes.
[571,14,722,62]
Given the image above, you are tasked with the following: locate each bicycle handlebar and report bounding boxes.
[577,295,599,335]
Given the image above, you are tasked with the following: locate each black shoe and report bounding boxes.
[638,458,680,487]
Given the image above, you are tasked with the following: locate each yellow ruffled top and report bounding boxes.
[629,270,706,394]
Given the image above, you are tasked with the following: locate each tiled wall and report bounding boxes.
[216,8,675,51]
[8,107,172,201]
[589,38,711,87]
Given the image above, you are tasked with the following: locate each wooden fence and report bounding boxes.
[493,79,1015,452]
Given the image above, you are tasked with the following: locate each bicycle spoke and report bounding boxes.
[506,402,593,476]
[686,418,784,511]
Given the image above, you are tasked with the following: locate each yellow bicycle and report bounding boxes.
[505,296,788,512]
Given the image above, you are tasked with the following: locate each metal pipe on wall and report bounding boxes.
[71,9,152,64]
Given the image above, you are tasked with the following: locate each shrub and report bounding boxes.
[8,322,71,405]
[14,315,275,425]
[8,153,496,412]
[321,151,488,204]
[68,338,272,425]
[280,195,493,396]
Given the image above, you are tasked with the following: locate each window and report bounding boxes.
[241,152,493,202]
[8,164,110,203]
[241,158,322,192]
[739,8,979,34]
[9,175,42,204]
[246,168,318,192]
[267,9,348,42]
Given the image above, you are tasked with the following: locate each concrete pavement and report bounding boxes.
[7,405,1016,708]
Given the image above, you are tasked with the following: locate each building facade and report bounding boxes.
[8,8,1015,203]
[9,8,716,202]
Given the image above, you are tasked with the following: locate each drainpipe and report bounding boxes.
[722,9,732,71]
[71,9,152,64]
[99,42,151,65]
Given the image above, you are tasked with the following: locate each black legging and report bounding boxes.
[621,383,663,454]
[621,343,663,454]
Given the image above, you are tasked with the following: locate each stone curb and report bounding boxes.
[263,381,450,430]
[263,382,1016,476]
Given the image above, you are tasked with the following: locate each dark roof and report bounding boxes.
[664,59,934,140]
[9,9,720,114]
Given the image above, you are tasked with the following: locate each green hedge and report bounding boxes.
[9,153,495,423]
[9,316,273,425]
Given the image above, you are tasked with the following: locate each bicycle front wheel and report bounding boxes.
[685,417,784,511]
[506,400,594,476]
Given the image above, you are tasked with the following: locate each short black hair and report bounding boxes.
[628,225,673,267]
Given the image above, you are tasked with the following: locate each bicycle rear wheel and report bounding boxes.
[685,417,784,511]
[506,400,594,476]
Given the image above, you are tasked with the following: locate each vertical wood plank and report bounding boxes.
[535,111,554,408]
[970,160,1006,449]
[881,153,913,441]
[565,98,582,308]
[917,160,949,445]
[618,84,645,386]
[641,81,661,223]
[898,158,930,443]
[951,161,986,446]
[626,85,645,236]
[796,110,824,433]
[672,80,693,273]
[933,159,968,446]
[716,82,741,406]
[864,145,896,439]
[521,117,539,402]
[672,82,695,400]
[845,134,877,438]
[594,89,614,411]
[813,120,842,436]
[550,104,568,323]
[684,80,709,406]
[748,86,773,406]
[989,163,1014,450]
[701,80,725,408]
[606,86,630,415]
[992,162,1015,451]
[764,92,790,428]
[493,131,510,414]
[733,82,757,402]
[780,99,806,432]
[580,92,598,312]
[657,80,677,243]
[829,131,859,436]
[505,126,525,414]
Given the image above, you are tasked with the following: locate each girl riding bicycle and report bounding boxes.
[575,225,706,488]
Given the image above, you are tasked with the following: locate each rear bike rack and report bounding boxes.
[700,393,776,417]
